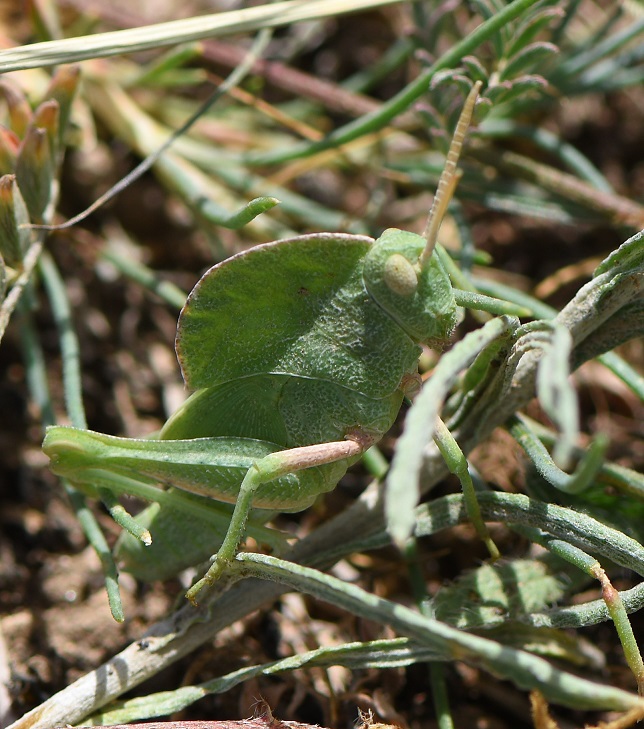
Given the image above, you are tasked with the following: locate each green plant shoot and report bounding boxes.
[43,82,503,604]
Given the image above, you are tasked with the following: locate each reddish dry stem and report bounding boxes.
[72,721,330,729]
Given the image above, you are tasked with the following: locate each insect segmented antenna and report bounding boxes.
[420,80,482,268]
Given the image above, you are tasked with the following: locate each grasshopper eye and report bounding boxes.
[383,253,418,297]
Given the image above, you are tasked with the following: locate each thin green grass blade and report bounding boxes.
[386,316,517,546]
[229,553,643,711]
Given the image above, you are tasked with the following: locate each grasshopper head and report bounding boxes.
[364,228,457,347]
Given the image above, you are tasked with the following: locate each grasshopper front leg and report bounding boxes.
[186,433,373,604]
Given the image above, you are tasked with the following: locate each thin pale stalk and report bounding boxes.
[0,237,43,343]
[34,29,274,232]
[0,0,411,71]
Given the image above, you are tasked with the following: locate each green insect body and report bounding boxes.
[44,229,457,583]
[164,229,456,446]
[42,82,492,600]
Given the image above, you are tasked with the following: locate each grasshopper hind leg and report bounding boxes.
[185,435,373,604]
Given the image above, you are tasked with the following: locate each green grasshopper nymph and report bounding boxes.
[44,81,503,605]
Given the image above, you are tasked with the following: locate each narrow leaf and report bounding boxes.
[386,316,517,546]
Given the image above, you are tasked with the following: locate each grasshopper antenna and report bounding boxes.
[28,30,272,232]
[419,80,482,268]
